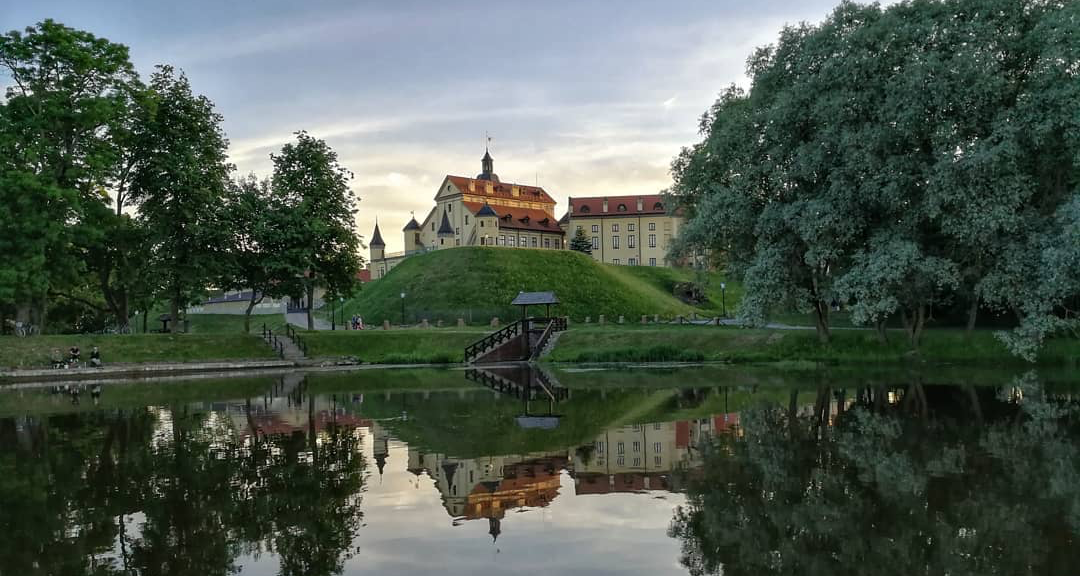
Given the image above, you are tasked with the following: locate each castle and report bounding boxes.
[368,150,683,278]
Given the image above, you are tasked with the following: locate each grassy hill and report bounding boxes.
[342,247,738,325]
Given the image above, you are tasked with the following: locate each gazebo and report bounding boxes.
[510,291,560,321]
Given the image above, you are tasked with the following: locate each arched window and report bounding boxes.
[580,205,591,213]
[617,204,627,212]
[654,202,664,210]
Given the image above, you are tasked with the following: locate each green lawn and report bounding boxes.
[342,246,742,325]
[300,328,486,364]
[0,333,277,369]
[547,324,1080,365]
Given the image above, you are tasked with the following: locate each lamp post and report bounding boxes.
[720,282,727,318]
[340,297,345,329]
[331,298,336,331]
[400,292,406,326]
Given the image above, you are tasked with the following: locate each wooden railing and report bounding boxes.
[464,320,523,363]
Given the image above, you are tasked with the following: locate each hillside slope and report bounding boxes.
[343,247,734,324]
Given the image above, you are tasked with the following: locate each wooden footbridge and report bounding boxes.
[464,292,568,364]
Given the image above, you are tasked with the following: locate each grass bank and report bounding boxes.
[341,246,739,324]
[0,333,276,370]
[546,325,1080,365]
[300,328,484,364]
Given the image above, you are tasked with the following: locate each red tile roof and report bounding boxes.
[463,201,564,234]
[447,175,556,205]
[569,194,669,217]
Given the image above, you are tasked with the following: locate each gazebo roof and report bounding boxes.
[511,291,560,306]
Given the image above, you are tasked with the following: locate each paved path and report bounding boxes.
[286,312,333,331]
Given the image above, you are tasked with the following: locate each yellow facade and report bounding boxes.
[565,195,683,267]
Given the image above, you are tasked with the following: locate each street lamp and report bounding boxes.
[340,297,345,329]
[331,297,336,331]
[720,282,727,318]
[400,292,406,326]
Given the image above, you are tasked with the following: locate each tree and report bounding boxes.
[670,0,1080,354]
[271,131,362,330]
[569,227,592,255]
[129,65,232,332]
[0,19,139,332]
[218,174,295,333]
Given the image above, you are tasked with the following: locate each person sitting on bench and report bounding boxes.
[89,346,102,368]
[68,345,81,368]
[49,348,65,369]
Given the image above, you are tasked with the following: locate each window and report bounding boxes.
[617,442,625,454]
[509,236,517,247]
[654,423,662,430]
[544,238,551,248]
[465,215,469,225]
[592,237,599,250]
[654,202,664,210]
[613,258,620,265]
[633,457,641,467]
[654,456,662,466]
[664,221,672,231]
[591,224,599,233]
[431,222,435,231]
[595,441,605,453]
[649,258,656,266]
[440,238,444,245]
[480,221,485,227]
[648,222,656,231]
[617,203,627,212]
[455,239,460,246]
[531,237,537,247]
[612,224,619,232]
[617,456,625,466]
[499,235,506,246]
[654,442,662,452]
[628,258,637,266]
[648,234,656,248]
[455,227,460,235]
[613,235,620,249]
[632,441,640,453]
[580,205,591,213]
[628,223,636,232]
[448,204,452,212]
[628,235,636,248]
[480,237,486,246]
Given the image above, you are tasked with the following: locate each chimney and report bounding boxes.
[569,197,573,214]
[486,182,494,194]
[469,181,476,192]
[637,197,643,211]
[511,186,519,197]
[602,199,608,213]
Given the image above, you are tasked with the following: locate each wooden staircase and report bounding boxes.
[464,316,567,364]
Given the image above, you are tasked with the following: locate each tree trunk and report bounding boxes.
[875,319,889,344]
[306,283,315,330]
[813,301,831,344]
[170,288,180,334]
[243,292,264,334]
[964,297,979,340]
[142,308,148,334]
[909,304,927,349]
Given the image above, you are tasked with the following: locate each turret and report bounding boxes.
[402,214,421,253]
[370,221,385,261]
[436,210,454,248]
[475,203,499,246]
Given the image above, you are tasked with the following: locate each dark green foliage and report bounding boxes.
[569,226,593,254]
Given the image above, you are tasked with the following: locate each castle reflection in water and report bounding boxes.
[195,382,742,541]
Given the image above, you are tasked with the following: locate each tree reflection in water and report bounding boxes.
[0,389,365,576]
[669,374,1080,576]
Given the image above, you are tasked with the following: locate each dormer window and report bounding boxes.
[654,202,664,210]
[617,204,627,212]
[580,206,591,213]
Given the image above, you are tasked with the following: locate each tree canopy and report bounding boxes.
[669,0,1080,357]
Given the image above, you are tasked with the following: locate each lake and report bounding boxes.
[1,364,1077,575]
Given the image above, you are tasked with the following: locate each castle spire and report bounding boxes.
[370,220,385,247]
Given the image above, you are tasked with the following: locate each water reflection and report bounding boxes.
[669,375,1080,576]
[1,367,1078,574]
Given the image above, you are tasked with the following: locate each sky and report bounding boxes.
[5,0,852,253]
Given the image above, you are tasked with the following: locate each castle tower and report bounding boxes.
[477,149,499,183]
[475,203,499,246]
[370,221,385,261]
[436,210,454,248]
[402,213,421,253]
